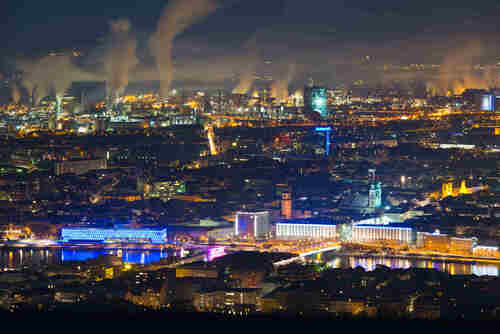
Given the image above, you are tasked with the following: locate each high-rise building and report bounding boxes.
[235,211,270,239]
[368,183,382,209]
[281,192,292,219]
[480,94,495,111]
[304,86,328,118]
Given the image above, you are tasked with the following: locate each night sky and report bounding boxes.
[3,0,500,89]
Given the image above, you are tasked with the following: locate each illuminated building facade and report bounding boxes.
[481,94,495,111]
[420,232,475,255]
[442,182,453,198]
[235,211,270,239]
[473,245,499,257]
[176,265,219,279]
[60,227,167,244]
[150,179,186,200]
[193,288,259,313]
[441,180,473,199]
[281,192,292,219]
[55,158,107,176]
[351,224,414,244]
[304,86,328,117]
[276,218,339,240]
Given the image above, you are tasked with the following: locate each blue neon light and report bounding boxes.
[315,127,332,132]
[315,127,332,156]
[61,227,167,245]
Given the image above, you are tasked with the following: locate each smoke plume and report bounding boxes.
[270,63,296,103]
[106,19,138,101]
[232,36,259,94]
[18,54,96,105]
[426,41,499,95]
[11,84,21,105]
[150,0,219,98]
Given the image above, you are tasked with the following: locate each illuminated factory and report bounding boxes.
[60,226,168,245]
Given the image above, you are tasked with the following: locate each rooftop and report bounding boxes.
[278,217,343,226]
[354,223,413,229]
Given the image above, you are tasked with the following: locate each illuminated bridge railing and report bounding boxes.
[60,228,167,245]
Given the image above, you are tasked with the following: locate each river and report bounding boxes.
[1,247,499,276]
[0,247,176,267]
[319,253,500,276]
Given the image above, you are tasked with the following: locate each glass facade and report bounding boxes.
[235,211,270,239]
[60,227,167,245]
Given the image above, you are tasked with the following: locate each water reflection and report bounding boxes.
[61,248,171,264]
[0,248,174,267]
[473,265,499,277]
[2,247,500,277]
[323,255,500,277]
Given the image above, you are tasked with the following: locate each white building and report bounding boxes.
[275,218,339,240]
[351,224,413,244]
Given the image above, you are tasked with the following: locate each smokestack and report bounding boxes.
[11,85,21,105]
[18,53,98,108]
[150,0,219,99]
[55,95,62,119]
[270,63,296,104]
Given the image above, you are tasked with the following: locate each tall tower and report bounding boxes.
[442,182,453,198]
[55,95,62,119]
[459,180,469,195]
[81,90,86,113]
[281,192,292,219]
[369,183,382,209]
[206,124,218,156]
[315,126,332,158]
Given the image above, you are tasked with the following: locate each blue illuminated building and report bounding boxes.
[304,86,328,117]
[315,126,332,157]
[60,227,168,245]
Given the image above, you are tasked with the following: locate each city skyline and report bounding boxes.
[0,0,500,320]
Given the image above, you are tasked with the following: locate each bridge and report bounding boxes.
[298,244,342,257]
[273,243,342,267]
